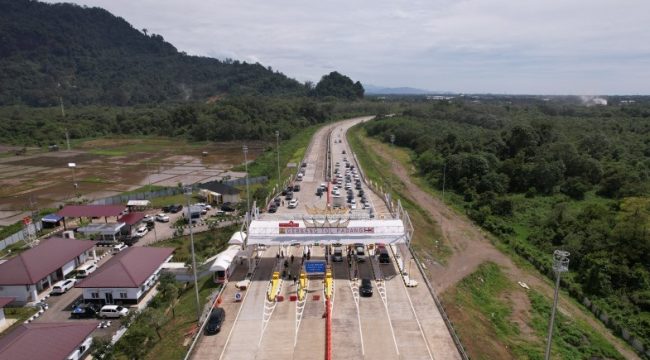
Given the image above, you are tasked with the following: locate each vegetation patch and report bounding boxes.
[444,262,624,360]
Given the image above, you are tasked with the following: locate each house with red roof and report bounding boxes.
[0,238,96,303]
[76,246,174,305]
[0,322,96,360]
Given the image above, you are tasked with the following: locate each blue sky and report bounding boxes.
[45,0,650,94]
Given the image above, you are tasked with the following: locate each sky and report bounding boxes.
[45,0,650,95]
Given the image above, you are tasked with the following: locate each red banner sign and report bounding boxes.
[279,221,300,228]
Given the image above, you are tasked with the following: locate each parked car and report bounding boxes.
[143,214,155,223]
[293,184,301,192]
[360,279,373,297]
[221,203,236,212]
[155,213,170,222]
[268,204,277,213]
[51,278,76,295]
[285,191,294,200]
[169,204,183,213]
[205,307,226,335]
[274,197,282,206]
[288,199,299,209]
[99,305,129,318]
[134,226,148,238]
[76,263,97,278]
[71,303,99,319]
[113,243,128,254]
[162,205,172,213]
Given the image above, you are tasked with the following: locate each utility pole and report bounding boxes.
[442,160,446,202]
[243,145,251,215]
[185,186,201,323]
[545,250,570,360]
[58,88,71,151]
[275,131,281,190]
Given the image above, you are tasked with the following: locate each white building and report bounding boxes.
[76,247,174,305]
[0,238,96,303]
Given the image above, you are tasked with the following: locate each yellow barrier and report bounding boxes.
[298,272,308,301]
[324,269,333,300]
[267,271,280,302]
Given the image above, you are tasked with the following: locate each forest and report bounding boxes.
[0,0,364,106]
[363,96,650,349]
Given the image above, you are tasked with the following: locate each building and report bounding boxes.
[57,205,126,230]
[0,238,96,303]
[0,322,96,360]
[0,297,14,328]
[76,247,174,305]
[199,181,241,204]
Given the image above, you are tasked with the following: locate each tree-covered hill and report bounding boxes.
[0,0,309,106]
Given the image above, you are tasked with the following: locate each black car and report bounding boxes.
[274,197,282,206]
[268,204,277,213]
[205,308,226,335]
[281,189,288,196]
[360,279,373,297]
[332,248,343,262]
[316,188,323,196]
[293,184,301,192]
[221,203,236,212]
[378,248,390,264]
[169,204,183,213]
[162,205,172,213]
[285,191,293,200]
[71,303,99,319]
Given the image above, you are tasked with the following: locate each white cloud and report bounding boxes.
[42,0,650,94]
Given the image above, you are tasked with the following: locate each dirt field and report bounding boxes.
[0,138,265,226]
[360,134,640,360]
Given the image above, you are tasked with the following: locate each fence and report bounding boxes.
[91,187,187,205]
[0,222,42,252]
[224,176,267,187]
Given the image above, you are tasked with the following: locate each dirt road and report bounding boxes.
[365,136,640,360]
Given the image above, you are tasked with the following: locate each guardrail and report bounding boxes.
[182,282,226,360]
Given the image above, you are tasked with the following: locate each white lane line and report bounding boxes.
[218,255,265,360]
[380,278,401,356]
[350,279,365,356]
[402,276,435,360]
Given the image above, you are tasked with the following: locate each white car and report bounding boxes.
[155,213,170,222]
[51,278,76,294]
[142,214,154,223]
[332,189,341,196]
[204,204,212,210]
[99,305,129,318]
[288,199,299,208]
[134,226,148,238]
[113,243,128,254]
[350,202,357,210]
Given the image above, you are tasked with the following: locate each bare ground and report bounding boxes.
[366,137,640,360]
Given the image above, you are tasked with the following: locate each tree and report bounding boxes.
[142,308,168,340]
[90,337,114,360]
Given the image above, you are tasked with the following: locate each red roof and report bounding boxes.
[118,212,145,226]
[76,247,174,288]
[0,238,94,285]
[0,322,97,360]
[58,205,125,218]
[0,297,14,308]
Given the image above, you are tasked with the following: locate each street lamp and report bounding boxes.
[275,131,281,190]
[68,162,78,190]
[544,250,570,360]
[243,145,251,215]
[185,185,201,323]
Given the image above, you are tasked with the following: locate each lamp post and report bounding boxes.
[185,185,201,323]
[544,250,570,360]
[243,145,251,215]
[275,131,281,190]
[68,162,78,190]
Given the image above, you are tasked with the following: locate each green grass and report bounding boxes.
[445,262,625,360]
[0,307,38,339]
[144,276,219,360]
[347,125,450,262]
[239,124,322,187]
[88,148,128,156]
[121,184,168,195]
[152,224,239,263]
[149,194,188,209]
[528,291,623,360]
[81,176,113,184]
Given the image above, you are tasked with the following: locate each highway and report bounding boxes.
[192,116,461,359]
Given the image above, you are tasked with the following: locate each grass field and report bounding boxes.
[444,262,623,360]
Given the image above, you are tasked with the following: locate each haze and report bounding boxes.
[45,0,650,95]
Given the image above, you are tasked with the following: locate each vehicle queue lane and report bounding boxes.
[331,258,364,359]
[217,251,278,360]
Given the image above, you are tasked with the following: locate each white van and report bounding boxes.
[76,263,97,278]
